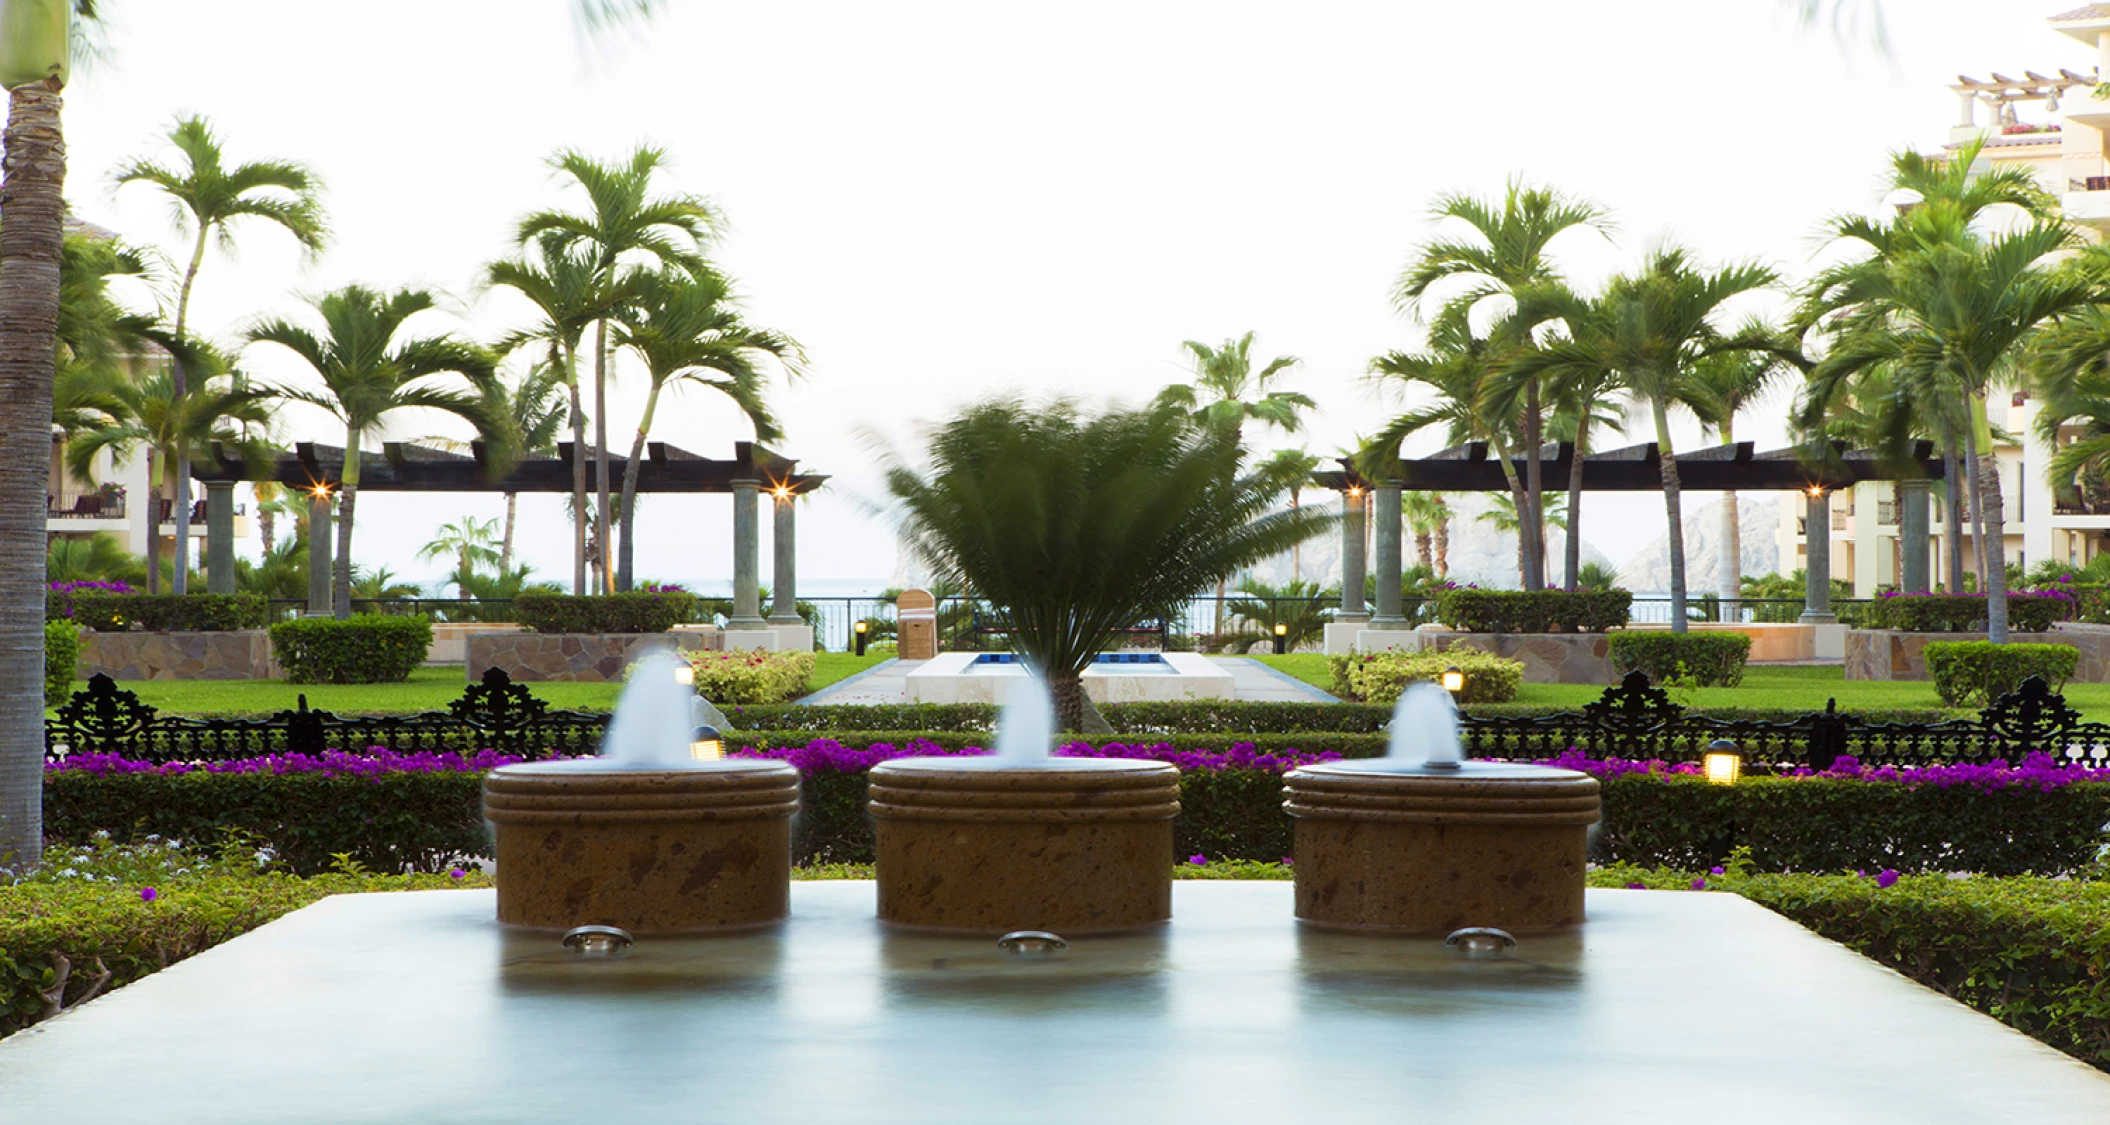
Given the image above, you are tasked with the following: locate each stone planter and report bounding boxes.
[1846,626,2110,682]
[467,631,713,683]
[426,622,523,665]
[867,758,1181,934]
[77,629,278,681]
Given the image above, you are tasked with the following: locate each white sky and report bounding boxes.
[56,0,2080,592]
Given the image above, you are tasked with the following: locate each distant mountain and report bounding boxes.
[1614,496,1782,593]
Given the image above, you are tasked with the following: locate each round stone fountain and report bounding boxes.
[1284,683,1600,933]
[483,652,800,934]
[869,676,1181,934]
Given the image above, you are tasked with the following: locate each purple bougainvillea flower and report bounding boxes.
[1187,854,1207,866]
[1709,865,1725,875]
[1281,857,1294,867]
[1625,882,1644,890]
[448,868,466,880]
[1690,878,1707,891]
[1875,869,1900,888]
[139,887,157,902]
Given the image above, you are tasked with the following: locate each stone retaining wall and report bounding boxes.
[467,631,714,683]
[78,630,279,681]
[1844,626,2110,681]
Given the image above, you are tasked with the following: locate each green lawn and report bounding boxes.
[62,652,893,718]
[1245,655,2110,719]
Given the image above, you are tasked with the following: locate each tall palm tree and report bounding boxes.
[1402,491,1453,578]
[1258,448,1322,581]
[1510,281,1627,588]
[1476,491,1569,588]
[517,146,721,591]
[612,265,798,590]
[487,233,611,594]
[418,514,503,597]
[248,286,501,618]
[1682,334,1795,616]
[488,360,568,573]
[887,399,1330,731]
[1530,248,1779,632]
[112,114,326,594]
[1393,183,1610,590]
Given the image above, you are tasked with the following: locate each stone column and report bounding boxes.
[205,481,236,595]
[1370,482,1405,626]
[768,488,801,625]
[1800,491,1836,624]
[1338,489,1369,623]
[307,491,333,616]
[1899,480,1932,593]
[729,479,766,627]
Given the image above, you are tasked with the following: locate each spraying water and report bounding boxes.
[993,672,1056,764]
[599,651,701,767]
[1385,681,1464,770]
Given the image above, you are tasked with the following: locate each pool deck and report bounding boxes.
[4,882,2106,1124]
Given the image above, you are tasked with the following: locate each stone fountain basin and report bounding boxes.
[7,882,2110,1123]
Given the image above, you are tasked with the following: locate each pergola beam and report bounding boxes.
[194,440,827,496]
[1312,441,1943,495]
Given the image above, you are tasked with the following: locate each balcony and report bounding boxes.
[2066,175,2110,226]
[46,494,125,521]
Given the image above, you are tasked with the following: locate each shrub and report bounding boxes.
[513,590,697,634]
[1923,641,2078,707]
[1607,631,1752,687]
[43,621,78,708]
[1436,588,1632,633]
[43,580,135,622]
[1863,591,2073,633]
[684,650,819,705]
[268,615,433,684]
[55,593,266,632]
[1325,649,1521,704]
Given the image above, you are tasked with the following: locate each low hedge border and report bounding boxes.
[1923,641,2078,707]
[1436,588,1632,633]
[1607,631,1752,688]
[268,615,434,684]
[1327,649,1522,704]
[1863,592,2073,633]
[50,592,266,632]
[513,591,698,634]
[44,621,77,708]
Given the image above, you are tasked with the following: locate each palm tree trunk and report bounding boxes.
[1290,490,1302,583]
[617,383,664,593]
[1963,417,1991,596]
[1522,385,1544,590]
[258,501,276,555]
[500,490,517,573]
[333,429,360,619]
[1718,490,1740,622]
[593,320,612,593]
[1943,445,1966,591]
[1049,672,1088,734]
[1433,497,1449,578]
[168,223,209,598]
[144,449,161,594]
[1564,427,1587,589]
[566,368,587,596]
[1652,402,1690,635]
[0,78,65,868]
[1977,447,2011,644]
[1415,528,1433,571]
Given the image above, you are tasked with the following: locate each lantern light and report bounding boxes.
[673,664,695,687]
[690,724,725,761]
[854,619,870,657]
[1440,666,1466,695]
[1273,623,1288,636]
[1704,739,1743,785]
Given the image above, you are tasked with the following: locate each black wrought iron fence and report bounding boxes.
[43,668,2110,771]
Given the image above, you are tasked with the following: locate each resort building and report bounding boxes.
[1775,5,2110,593]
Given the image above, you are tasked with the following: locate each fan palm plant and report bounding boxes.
[612,265,799,590]
[1392,183,1610,590]
[887,400,1331,731]
[418,514,503,597]
[46,531,143,585]
[248,286,501,619]
[112,114,326,593]
[517,147,721,590]
[1227,577,1336,652]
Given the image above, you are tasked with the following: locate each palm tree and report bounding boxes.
[887,399,1331,731]
[1227,577,1336,652]
[1257,448,1322,581]
[1476,492,1568,588]
[1682,335,1795,617]
[517,146,721,591]
[418,514,503,597]
[487,360,568,573]
[486,234,611,594]
[46,531,144,585]
[1392,183,1610,590]
[612,265,798,590]
[1530,248,1779,632]
[1402,492,1453,578]
[248,286,501,619]
[112,114,326,594]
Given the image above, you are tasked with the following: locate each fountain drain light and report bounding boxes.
[562,925,635,959]
[1444,927,1517,960]
[997,931,1068,956]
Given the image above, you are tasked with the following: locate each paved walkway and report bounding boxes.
[797,656,1336,705]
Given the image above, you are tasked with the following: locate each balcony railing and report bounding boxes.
[46,495,125,520]
[2074,176,2110,192]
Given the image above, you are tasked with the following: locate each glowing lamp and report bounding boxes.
[690,724,725,761]
[1273,623,1288,637]
[1704,739,1743,785]
[673,664,695,687]
[1440,666,1466,695]
[773,485,792,501]
[855,620,869,634]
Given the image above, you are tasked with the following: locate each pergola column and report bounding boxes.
[205,481,236,595]
[767,487,801,625]
[1899,480,1932,593]
[729,479,766,627]
[306,491,333,616]
[1370,482,1405,626]
[1338,488,1369,623]
[1801,491,1836,624]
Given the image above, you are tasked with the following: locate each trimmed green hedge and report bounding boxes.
[56,593,266,632]
[1924,641,2078,707]
[1436,588,1632,633]
[1608,631,1752,687]
[1862,592,2072,633]
[43,621,77,707]
[513,591,697,634]
[268,615,433,684]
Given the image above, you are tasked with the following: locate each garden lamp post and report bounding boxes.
[689,724,724,761]
[1704,738,1743,785]
[1273,621,1288,655]
[1440,665,1465,695]
[855,619,870,657]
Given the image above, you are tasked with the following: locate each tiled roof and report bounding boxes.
[2050,5,2110,21]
